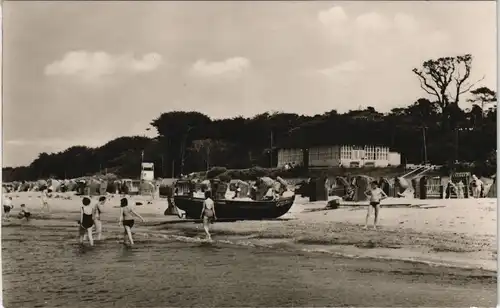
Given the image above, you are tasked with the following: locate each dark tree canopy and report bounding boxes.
[3,54,497,182]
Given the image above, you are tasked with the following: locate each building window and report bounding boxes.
[341,146,351,159]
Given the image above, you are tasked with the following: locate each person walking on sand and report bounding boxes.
[200,191,216,240]
[79,197,95,246]
[93,196,106,241]
[119,198,145,246]
[364,181,388,230]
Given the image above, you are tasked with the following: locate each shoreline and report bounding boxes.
[2,192,497,273]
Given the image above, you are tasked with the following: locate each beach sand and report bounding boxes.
[2,191,497,271]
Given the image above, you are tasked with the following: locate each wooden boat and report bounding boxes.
[173,195,296,220]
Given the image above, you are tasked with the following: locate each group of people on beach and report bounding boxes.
[2,196,31,221]
[78,191,217,245]
[78,196,146,247]
[2,187,56,222]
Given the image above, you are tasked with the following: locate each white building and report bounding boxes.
[277,145,401,168]
[140,162,155,181]
[277,148,303,168]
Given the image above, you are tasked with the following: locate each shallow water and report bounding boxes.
[2,223,496,307]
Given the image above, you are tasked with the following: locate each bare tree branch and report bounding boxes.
[413,69,441,102]
[453,55,472,103]
[458,75,485,95]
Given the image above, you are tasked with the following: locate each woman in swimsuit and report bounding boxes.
[119,198,145,246]
[79,197,95,246]
[93,196,106,241]
[200,191,216,240]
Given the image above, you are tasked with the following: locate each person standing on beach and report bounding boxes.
[200,191,216,240]
[363,181,388,230]
[119,198,146,246]
[470,175,483,198]
[456,181,465,199]
[79,197,95,246]
[41,189,50,212]
[93,196,106,241]
[3,196,13,220]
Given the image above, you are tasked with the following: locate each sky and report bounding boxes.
[2,1,497,167]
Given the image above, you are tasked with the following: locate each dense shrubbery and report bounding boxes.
[206,167,227,179]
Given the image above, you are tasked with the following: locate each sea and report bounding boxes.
[1,221,496,307]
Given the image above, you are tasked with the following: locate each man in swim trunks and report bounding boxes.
[363,181,388,230]
[200,191,216,240]
[93,196,106,241]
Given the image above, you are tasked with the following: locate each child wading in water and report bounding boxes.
[93,196,106,241]
[18,204,31,221]
[119,198,145,246]
[200,191,216,240]
[364,181,388,230]
[79,197,95,246]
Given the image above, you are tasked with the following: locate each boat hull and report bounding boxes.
[173,195,296,220]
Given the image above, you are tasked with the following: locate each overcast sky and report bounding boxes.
[2,1,496,167]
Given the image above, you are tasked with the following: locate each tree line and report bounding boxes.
[3,54,497,182]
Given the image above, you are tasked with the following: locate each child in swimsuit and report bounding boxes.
[93,196,106,241]
[200,191,216,240]
[363,181,388,230]
[41,189,50,212]
[17,204,31,221]
[119,198,145,246]
[79,197,95,246]
[3,196,13,220]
